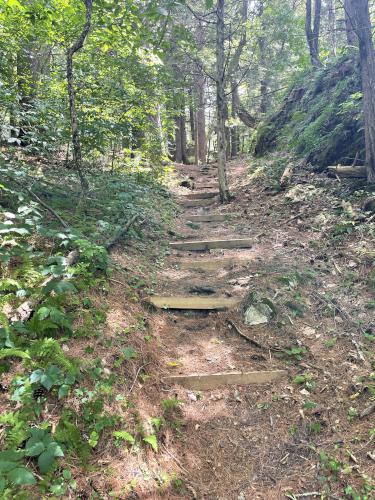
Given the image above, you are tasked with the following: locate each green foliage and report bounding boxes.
[25,428,64,473]
[0,450,36,494]
[255,55,364,167]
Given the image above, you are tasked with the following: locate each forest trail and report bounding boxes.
[148,159,374,500]
[152,162,311,499]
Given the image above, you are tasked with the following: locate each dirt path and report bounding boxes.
[153,163,308,499]
[148,159,374,500]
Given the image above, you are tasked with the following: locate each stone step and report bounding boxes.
[147,295,241,310]
[178,258,247,271]
[170,238,253,251]
[185,214,235,222]
[163,370,287,390]
[184,192,218,200]
[179,198,216,208]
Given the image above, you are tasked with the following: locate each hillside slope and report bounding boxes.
[254,55,364,170]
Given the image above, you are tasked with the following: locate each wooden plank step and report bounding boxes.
[179,198,216,208]
[196,185,219,190]
[184,192,218,200]
[170,238,253,251]
[178,258,247,271]
[185,214,235,222]
[147,295,241,310]
[163,370,287,390]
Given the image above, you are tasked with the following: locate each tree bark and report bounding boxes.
[216,0,230,202]
[196,74,207,165]
[351,0,375,182]
[175,113,187,164]
[305,0,322,68]
[230,82,239,158]
[328,0,337,57]
[66,0,93,191]
[344,0,357,46]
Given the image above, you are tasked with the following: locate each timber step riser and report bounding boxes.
[170,238,253,251]
[179,198,217,208]
[147,295,241,310]
[185,214,235,222]
[183,192,218,200]
[163,370,287,390]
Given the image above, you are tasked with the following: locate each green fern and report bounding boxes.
[0,412,29,449]
[28,338,76,372]
[0,348,30,360]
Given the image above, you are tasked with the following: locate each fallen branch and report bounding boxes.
[105,215,140,251]
[4,173,69,229]
[226,319,264,349]
[327,165,367,178]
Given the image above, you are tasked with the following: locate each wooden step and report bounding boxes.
[184,192,218,200]
[185,214,235,222]
[147,295,241,310]
[196,185,219,190]
[179,198,216,208]
[170,238,253,251]
[178,258,247,271]
[163,370,287,390]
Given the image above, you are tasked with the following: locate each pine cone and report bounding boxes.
[33,387,47,399]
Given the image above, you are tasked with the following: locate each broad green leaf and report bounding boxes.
[42,280,76,295]
[8,467,36,485]
[0,451,23,461]
[46,442,64,457]
[25,441,45,457]
[30,369,44,384]
[37,450,55,473]
[0,461,18,473]
[0,476,5,493]
[58,384,70,399]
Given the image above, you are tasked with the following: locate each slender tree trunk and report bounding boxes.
[305,0,322,67]
[230,82,239,158]
[344,0,357,46]
[189,98,195,143]
[328,0,337,56]
[175,116,183,163]
[351,0,375,182]
[216,0,230,202]
[196,74,207,165]
[181,112,187,164]
[66,0,93,191]
[175,113,187,164]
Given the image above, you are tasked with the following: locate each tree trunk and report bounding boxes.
[305,0,322,68]
[175,116,183,163]
[230,82,239,158]
[189,99,195,143]
[351,0,375,182]
[216,0,230,202]
[66,0,93,191]
[327,0,337,57]
[175,113,187,164]
[196,75,207,165]
[344,0,357,46]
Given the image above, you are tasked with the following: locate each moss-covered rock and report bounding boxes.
[254,55,364,170]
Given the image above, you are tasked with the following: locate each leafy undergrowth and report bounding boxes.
[0,154,178,498]
[229,154,375,499]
